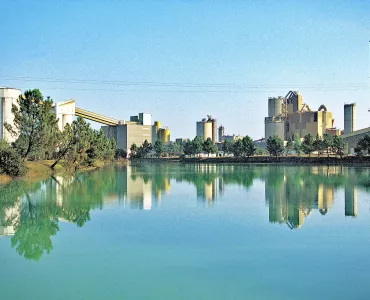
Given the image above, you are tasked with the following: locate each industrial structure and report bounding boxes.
[0,87,21,143]
[344,103,356,134]
[101,113,170,153]
[264,91,334,141]
[196,115,217,142]
[341,103,370,154]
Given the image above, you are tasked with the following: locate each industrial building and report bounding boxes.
[0,87,21,143]
[264,91,334,141]
[196,115,217,142]
[102,113,170,153]
[341,103,370,154]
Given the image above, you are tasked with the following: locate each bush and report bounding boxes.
[0,141,27,177]
[115,148,127,159]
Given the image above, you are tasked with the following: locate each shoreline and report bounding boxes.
[132,156,370,166]
[2,156,370,185]
[0,160,122,185]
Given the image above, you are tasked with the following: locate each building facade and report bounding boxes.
[0,87,21,143]
[196,116,217,142]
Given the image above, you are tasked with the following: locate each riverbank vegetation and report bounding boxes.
[1,89,117,177]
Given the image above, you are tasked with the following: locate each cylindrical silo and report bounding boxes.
[265,118,285,141]
[344,103,356,134]
[268,97,282,117]
[204,122,213,141]
[159,128,170,143]
[0,87,21,143]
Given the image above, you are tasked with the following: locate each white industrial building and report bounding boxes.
[0,87,21,143]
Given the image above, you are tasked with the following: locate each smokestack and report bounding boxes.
[344,103,356,134]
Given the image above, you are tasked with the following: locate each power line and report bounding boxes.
[1,75,369,90]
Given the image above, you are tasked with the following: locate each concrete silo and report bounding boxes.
[0,87,21,143]
[204,121,213,141]
[159,128,170,143]
[344,103,356,134]
[268,97,282,117]
[265,117,286,141]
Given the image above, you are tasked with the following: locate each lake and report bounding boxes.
[1,163,370,299]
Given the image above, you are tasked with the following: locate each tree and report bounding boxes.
[183,140,194,156]
[232,139,244,157]
[50,123,76,169]
[242,135,256,157]
[203,138,218,156]
[322,134,333,157]
[222,140,233,156]
[355,134,370,156]
[285,137,293,156]
[301,134,315,156]
[130,143,138,158]
[192,136,203,156]
[293,134,302,156]
[0,140,27,176]
[167,142,181,156]
[5,89,58,160]
[267,135,284,157]
[154,140,165,157]
[332,135,346,158]
[313,133,324,156]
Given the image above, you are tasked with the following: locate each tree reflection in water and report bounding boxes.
[0,164,369,260]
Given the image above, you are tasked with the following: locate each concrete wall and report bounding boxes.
[342,127,370,154]
[265,117,285,140]
[0,88,21,143]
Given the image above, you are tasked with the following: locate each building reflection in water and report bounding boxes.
[345,186,357,217]
[0,198,20,236]
[265,167,338,229]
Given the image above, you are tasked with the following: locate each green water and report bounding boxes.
[1,163,370,300]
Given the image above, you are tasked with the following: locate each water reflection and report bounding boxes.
[1,163,370,260]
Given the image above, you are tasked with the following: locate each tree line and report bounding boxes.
[0,89,117,176]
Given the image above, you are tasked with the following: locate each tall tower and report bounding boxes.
[344,103,356,134]
[0,87,21,143]
[218,126,225,142]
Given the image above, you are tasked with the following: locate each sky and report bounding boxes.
[1,0,370,140]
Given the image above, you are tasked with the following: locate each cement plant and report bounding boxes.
[1,86,370,155]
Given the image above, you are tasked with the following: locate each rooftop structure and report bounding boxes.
[196,115,217,142]
[264,91,334,141]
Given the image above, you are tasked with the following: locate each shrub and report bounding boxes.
[0,141,27,177]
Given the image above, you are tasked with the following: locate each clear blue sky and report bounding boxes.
[1,0,369,139]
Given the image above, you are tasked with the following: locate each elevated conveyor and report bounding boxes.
[75,107,119,126]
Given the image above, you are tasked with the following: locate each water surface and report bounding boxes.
[1,163,370,299]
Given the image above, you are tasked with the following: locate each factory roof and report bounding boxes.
[341,127,370,139]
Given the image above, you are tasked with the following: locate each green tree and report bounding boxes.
[322,134,333,157]
[242,135,256,157]
[355,134,370,156]
[167,141,181,156]
[183,140,194,156]
[332,135,346,158]
[293,134,302,156]
[313,133,324,156]
[285,137,293,156]
[222,139,233,156]
[203,138,218,156]
[232,139,244,157]
[5,89,58,160]
[51,123,76,169]
[301,134,315,156]
[267,135,284,157]
[0,140,27,176]
[154,140,165,157]
[130,143,138,158]
[192,136,203,156]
